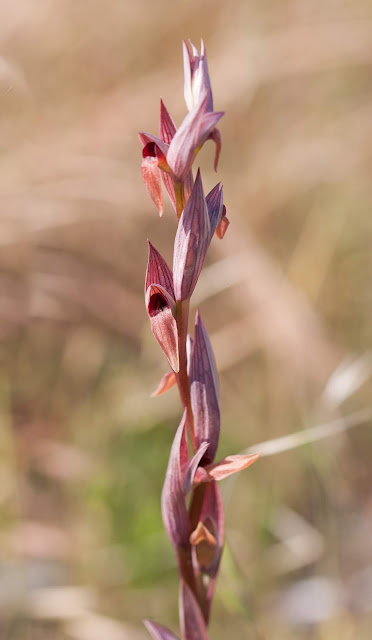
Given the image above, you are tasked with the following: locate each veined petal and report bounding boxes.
[206,453,260,481]
[167,92,209,183]
[145,284,179,372]
[183,40,213,113]
[160,99,177,144]
[190,310,220,463]
[141,153,163,215]
[161,412,190,548]
[179,579,209,640]
[144,620,179,640]
[173,170,210,301]
[145,241,175,298]
[151,370,177,397]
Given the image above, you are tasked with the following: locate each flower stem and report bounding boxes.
[175,299,196,453]
[174,181,185,219]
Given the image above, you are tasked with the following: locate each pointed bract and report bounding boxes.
[173,171,210,301]
[183,441,209,494]
[179,579,209,640]
[145,284,179,372]
[160,99,177,144]
[206,183,224,240]
[161,412,190,548]
[144,620,179,640]
[190,310,220,463]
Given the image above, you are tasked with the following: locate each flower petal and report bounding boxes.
[144,620,179,640]
[215,205,230,239]
[207,127,222,172]
[190,310,220,464]
[151,370,177,397]
[167,91,218,183]
[183,40,213,113]
[173,170,210,301]
[206,453,260,481]
[141,152,163,216]
[145,284,179,372]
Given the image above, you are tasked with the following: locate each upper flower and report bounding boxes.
[183,40,213,113]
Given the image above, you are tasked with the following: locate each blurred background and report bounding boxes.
[1,1,372,638]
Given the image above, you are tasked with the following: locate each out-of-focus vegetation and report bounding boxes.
[1,1,372,638]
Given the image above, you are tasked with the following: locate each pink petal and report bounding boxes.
[206,453,260,481]
[151,370,177,397]
[215,205,230,239]
[144,620,179,640]
[145,241,175,298]
[145,284,179,372]
[141,154,163,216]
[190,311,220,463]
[173,170,210,301]
[167,92,209,182]
[207,127,222,172]
[179,579,209,640]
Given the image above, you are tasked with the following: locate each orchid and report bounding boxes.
[141,40,256,640]
[140,45,224,218]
